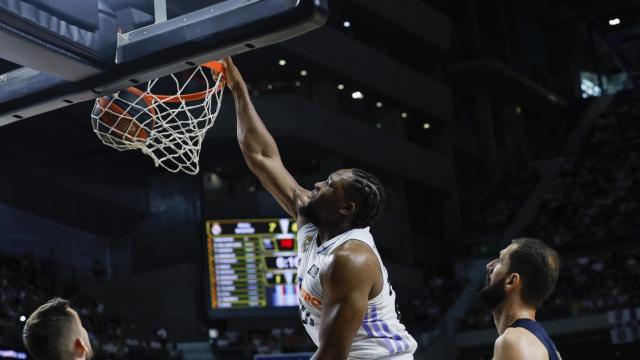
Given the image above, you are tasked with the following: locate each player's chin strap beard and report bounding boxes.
[299,201,325,230]
[477,276,507,312]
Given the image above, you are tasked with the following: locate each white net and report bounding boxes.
[91,62,225,175]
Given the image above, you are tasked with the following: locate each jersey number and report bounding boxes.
[388,278,402,322]
[299,302,315,326]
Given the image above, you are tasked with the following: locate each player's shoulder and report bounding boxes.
[496,327,532,348]
[320,240,381,295]
[333,240,376,264]
[324,240,377,277]
[494,327,547,359]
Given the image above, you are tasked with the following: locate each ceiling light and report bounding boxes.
[401,112,408,119]
[300,70,308,76]
[609,18,621,26]
[337,84,345,90]
[343,21,351,28]
[376,102,383,108]
[376,123,382,128]
[423,123,431,130]
[352,91,364,100]
[278,59,287,66]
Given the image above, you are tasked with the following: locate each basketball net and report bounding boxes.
[90,61,225,175]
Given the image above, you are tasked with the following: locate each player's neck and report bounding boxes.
[492,298,536,335]
[316,223,351,244]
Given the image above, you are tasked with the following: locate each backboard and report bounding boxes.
[0,0,328,125]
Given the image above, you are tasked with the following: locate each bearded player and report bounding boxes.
[222,57,417,359]
[479,238,562,360]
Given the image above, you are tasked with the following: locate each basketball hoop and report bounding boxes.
[91,61,225,175]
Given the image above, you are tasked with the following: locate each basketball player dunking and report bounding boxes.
[478,238,563,360]
[222,57,417,359]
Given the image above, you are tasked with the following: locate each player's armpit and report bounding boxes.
[313,244,377,360]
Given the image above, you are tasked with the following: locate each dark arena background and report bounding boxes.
[1,0,640,359]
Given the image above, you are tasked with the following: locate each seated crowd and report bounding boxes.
[215,327,315,359]
[530,92,640,252]
[586,91,640,146]
[526,141,640,252]
[399,274,466,334]
[468,170,540,233]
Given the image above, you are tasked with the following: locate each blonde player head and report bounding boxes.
[23,298,93,360]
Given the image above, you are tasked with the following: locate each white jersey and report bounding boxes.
[296,223,417,359]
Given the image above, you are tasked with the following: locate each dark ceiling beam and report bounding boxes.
[351,0,451,52]
[447,58,565,108]
[565,0,640,16]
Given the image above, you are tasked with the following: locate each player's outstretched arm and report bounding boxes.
[313,242,378,360]
[222,58,311,219]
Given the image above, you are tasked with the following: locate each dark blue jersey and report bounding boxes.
[510,319,561,360]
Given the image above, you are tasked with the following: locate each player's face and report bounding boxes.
[485,244,515,286]
[301,169,354,225]
[477,244,517,310]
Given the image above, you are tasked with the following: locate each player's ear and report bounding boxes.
[505,273,520,289]
[73,337,88,357]
[340,202,356,216]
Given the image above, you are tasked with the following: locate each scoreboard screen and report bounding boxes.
[205,218,300,316]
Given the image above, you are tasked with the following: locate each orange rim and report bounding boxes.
[143,60,226,103]
[202,60,224,73]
